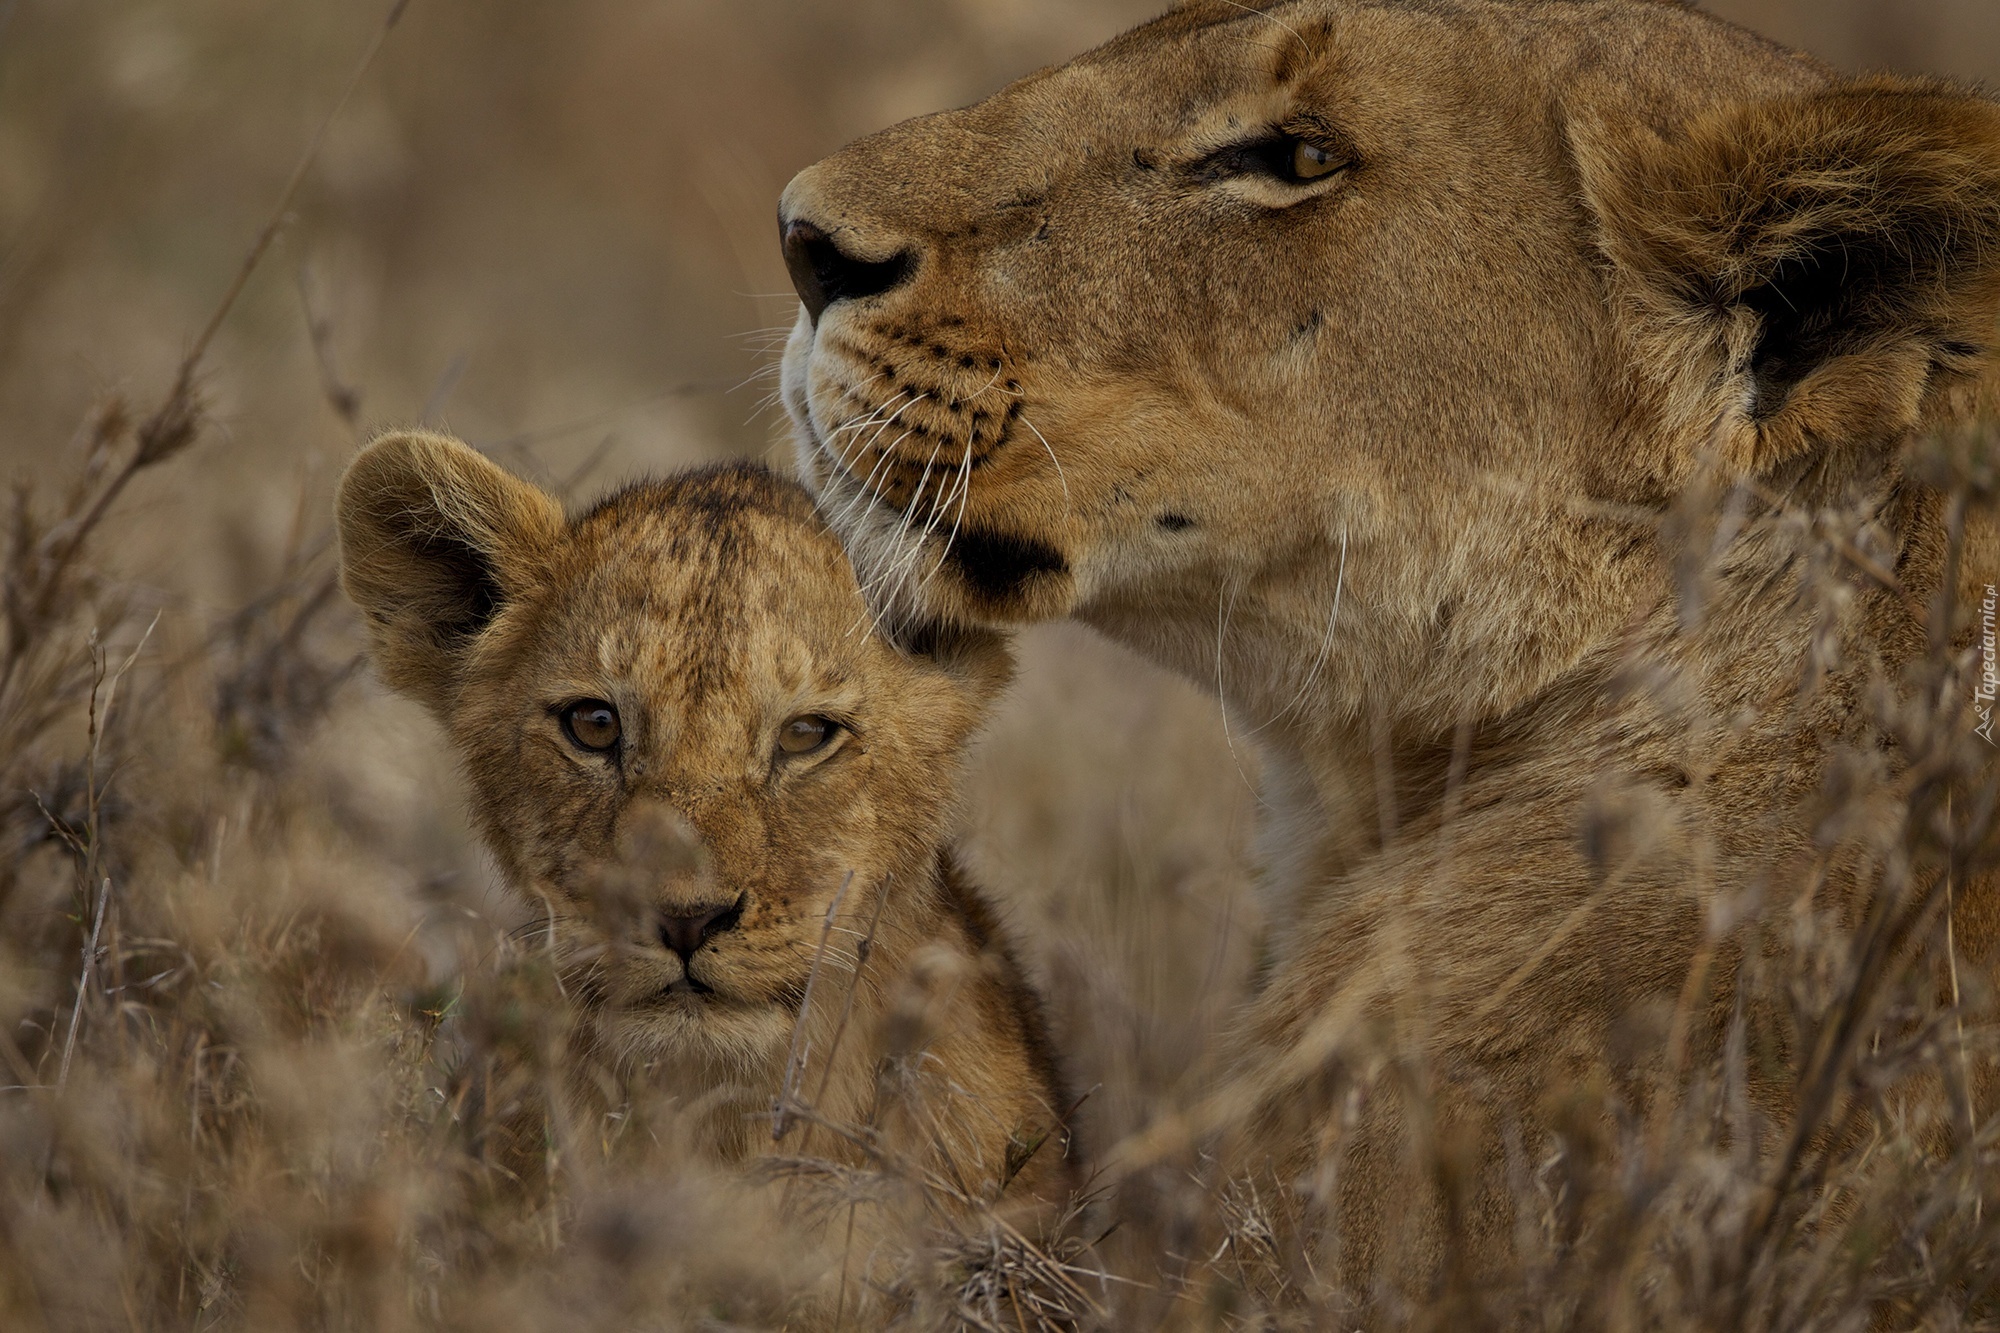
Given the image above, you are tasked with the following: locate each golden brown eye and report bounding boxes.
[778,715,838,757]
[1199,129,1355,188]
[561,700,621,752]
[1291,139,1345,181]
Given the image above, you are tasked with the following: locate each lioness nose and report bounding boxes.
[781,218,913,325]
[658,896,744,961]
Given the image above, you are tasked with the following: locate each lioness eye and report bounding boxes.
[1290,139,1345,181]
[1199,131,1353,187]
[778,715,838,757]
[561,700,621,752]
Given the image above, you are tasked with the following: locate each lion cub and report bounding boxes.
[336,430,1074,1218]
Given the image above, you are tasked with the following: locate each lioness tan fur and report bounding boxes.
[775,0,2000,1300]
[334,431,1076,1230]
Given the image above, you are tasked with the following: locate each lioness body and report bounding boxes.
[777,0,2000,1299]
[336,434,1074,1224]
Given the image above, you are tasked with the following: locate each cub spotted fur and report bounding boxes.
[335,431,1074,1218]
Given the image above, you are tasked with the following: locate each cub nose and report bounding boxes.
[781,218,913,325]
[658,895,745,962]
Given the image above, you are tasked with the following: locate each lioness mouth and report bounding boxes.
[944,527,1069,601]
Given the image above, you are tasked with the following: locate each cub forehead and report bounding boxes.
[542,462,881,673]
[567,463,833,560]
[562,464,854,600]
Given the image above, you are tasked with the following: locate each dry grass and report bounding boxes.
[3,0,2000,1329]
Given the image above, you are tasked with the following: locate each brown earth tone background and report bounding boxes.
[2,0,1997,1229]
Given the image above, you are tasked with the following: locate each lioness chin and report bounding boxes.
[777,0,2000,1305]
[334,432,1076,1257]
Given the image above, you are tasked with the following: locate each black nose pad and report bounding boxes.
[781,219,913,325]
[658,895,745,962]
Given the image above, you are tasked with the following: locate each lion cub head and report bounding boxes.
[334,433,1010,1092]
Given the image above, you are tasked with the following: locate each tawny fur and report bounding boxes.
[334,432,1076,1228]
[775,0,2000,1303]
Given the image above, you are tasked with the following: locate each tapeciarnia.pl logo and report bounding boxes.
[1977,584,1999,745]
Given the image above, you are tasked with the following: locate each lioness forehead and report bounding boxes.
[841,0,1823,205]
[1063,0,1814,111]
[1117,0,1744,42]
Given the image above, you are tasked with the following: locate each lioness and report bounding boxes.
[334,431,1075,1228]
[777,0,2000,1299]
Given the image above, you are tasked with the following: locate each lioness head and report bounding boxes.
[779,0,2000,733]
[335,433,1009,1078]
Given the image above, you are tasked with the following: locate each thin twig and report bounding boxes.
[54,877,109,1091]
[774,869,856,1142]
[1944,790,1982,1225]
[36,0,412,569]
[809,872,895,1115]
[55,614,156,1091]
[296,263,363,430]
[181,0,413,383]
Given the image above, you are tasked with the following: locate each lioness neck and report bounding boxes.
[1085,459,1936,927]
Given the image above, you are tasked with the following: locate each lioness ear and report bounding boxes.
[335,430,565,714]
[1585,79,2000,474]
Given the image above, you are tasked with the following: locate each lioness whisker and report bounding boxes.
[844,392,923,460]
[912,434,979,606]
[1253,525,1347,734]
[847,425,928,591]
[865,430,966,622]
[1213,0,1321,60]
[832,394,928,535]
[865,362,1008,619]
[829,361,1021,631]
[900,436,976,616]
[1018,413,1071,509]
[823,388,911,457]
[1213,575,1266,805]
[832,461,915,592]
[727,360,786,400]
[849,423,949,639]
[821,390,907,459]
[825,374,897,423]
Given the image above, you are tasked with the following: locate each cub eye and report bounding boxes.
[1290,138,1345,181]
[778,715,839,757]
[561,700,621,753]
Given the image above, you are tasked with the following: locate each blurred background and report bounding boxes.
[2,0,1996,1155]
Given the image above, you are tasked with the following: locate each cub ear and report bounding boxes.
[335,431,565,714]
[1585,79,2000,474]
